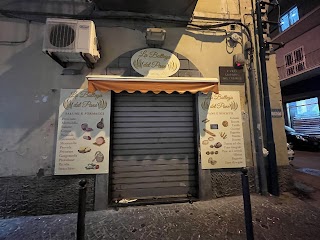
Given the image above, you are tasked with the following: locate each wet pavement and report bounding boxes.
[291,151,320,171]
[291,150,320,209]
[1,194,320,240]
[297,168,320,177]
[293,150,320,177]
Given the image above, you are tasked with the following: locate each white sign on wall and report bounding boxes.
[131,48,180,77]
[55,89,111,175]
[198,91,246,169]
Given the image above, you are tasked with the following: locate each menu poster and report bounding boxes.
[55,89,111,175]
[198,91,246,169]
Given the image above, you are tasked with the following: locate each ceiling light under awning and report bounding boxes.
[86,76,219,94]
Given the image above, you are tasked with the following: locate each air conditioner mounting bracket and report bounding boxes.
[46,51,67,68]
[80,52,94,69]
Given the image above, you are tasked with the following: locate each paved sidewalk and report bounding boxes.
[292,151,320,209]
[1,194,320,240]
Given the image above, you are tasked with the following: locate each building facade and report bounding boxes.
[271,0,320,136]
[0,0,290,218]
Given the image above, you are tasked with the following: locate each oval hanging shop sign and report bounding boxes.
[131,48,180,77]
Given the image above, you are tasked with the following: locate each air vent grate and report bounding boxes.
[49,24,75,48]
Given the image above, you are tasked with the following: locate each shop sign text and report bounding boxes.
[198,91,246,169]
[55,89,111,175]
[131,48,180,77]
[219,67,245,84]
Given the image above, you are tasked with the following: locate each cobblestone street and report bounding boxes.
[1,194,320,240]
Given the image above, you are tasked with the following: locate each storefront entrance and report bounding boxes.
[110,92,198,202]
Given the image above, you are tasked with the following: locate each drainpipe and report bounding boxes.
[247,59,268,196]
[250,0,267,138]
[255,0,279,196]
[247,0,269,196]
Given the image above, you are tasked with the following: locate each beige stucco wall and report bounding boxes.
[0,0,288,177]
[194,0,240,15]
[267,55,289,166]
[0,20,90,177]
[0,20,254,176]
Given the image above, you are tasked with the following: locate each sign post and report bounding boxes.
[241,168,254,240]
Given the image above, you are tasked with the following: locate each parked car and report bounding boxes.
[285,126,320,151]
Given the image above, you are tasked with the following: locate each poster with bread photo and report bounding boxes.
[198,91,246,169]
[55,89,111,175]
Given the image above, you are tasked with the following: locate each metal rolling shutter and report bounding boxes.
[111,92,197,201]
[292,117,320,136]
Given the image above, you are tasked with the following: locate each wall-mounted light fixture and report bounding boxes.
[233,53,245,69]
[146,28,166,47]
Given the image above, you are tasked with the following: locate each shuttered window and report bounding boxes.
[111,92,198,202]
[284,46,306,77]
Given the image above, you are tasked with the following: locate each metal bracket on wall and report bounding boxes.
[269,41,285,51]
[80,52,94,69]
[46,51,67,68]
[259,1,278,8]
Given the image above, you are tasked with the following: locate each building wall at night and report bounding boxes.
[0,0,289,217]
[269,0,320,38]
[270,1,320,135]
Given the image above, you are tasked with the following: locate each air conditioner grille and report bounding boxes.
[49,24,75,48]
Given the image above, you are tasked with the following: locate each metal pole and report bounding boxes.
[255,0,279,196]
[241,168,254,240]
[247,60,268,195]
[77,179,87,240]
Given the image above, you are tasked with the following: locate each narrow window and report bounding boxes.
[280,6,299,32]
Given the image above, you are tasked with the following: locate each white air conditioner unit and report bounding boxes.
[43,18,100,68]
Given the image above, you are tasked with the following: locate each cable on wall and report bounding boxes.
[0,8,254,59]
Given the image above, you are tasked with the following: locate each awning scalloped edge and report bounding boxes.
[105,90,210,94]
[88,80,219,94]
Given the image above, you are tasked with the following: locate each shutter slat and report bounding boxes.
[113,137,194,144]
[114,106,193,112]
[113,142,194,150]
[115,101,193,107]
[113,148,194,155]
[112,181,197,190]
[113,116,194,122]
[114,111,192,117]
[112,163,196,173]
[113,159,195,167]
[114,122,193,128]
[113,132,194,139]
[113,127,193,133]
[112,187,197,200]
[112,175,197,184]
[113,169,195,178]
[113,154,194,161]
